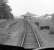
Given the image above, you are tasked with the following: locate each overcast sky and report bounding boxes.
[8,0,54,18]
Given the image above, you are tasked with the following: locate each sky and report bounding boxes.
[7,0,54,18]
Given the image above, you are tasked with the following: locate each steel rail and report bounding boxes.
[19,20,29,47]
[28,22,40,48]
[30,23,46,48]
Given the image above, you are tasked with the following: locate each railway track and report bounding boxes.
[19,19,46,48]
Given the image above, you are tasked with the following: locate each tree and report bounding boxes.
[0,0,14,20]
